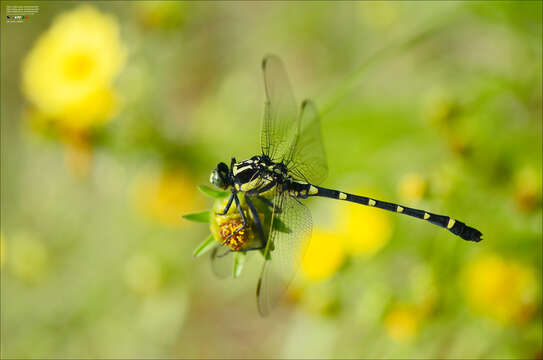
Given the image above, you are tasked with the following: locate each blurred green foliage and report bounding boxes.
[1,1,541,358]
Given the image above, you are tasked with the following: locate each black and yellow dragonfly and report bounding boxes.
[208,55,482,316]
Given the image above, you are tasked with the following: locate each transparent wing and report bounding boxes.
[210,244,233,278]
[260,55,298,161]
[256,192,313,316]
[286,100,328,185]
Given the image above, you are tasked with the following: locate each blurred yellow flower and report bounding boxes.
[124,254,163,296]
[22,5,125,130]
[463,254,538,324]
[133,168,202,227]
[9,232,49,284]
[299,189,393,282]
[398,173,427,203]
[385,303,422,343]
[301,230,345,282]
[339,200,392,257]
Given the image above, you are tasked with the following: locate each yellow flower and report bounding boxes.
[133,168,202,227]
[339,199,392,257]
[385,304,422,343]
[299,189,392,282]
[301,230,345,282]
[22,6,125,130]
[124,254,163,296]
[398,173,427,203]
[463,254,538,324]
[9,232,49,284]
[209,196,265,251]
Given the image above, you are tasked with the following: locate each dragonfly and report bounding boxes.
[208,55,482,316]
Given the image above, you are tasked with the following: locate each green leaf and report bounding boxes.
[273,218,291,233]
[198,185,229,199]
[182,210,210,223]
[233,252,247,278]
[193,234,216,257]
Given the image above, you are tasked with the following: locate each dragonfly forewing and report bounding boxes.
[261,55,299,162]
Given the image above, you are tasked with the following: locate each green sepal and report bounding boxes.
[198,185,229,199]
[233,252,247,278]
[182,210,210,223]
[193,234,216,257]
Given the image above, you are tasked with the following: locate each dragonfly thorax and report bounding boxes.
[229,155,288,194]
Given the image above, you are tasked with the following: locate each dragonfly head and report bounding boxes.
[210,162,230,189]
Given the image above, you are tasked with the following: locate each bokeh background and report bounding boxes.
[1,1,541,358]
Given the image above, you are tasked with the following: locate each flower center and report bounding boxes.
[64,52,94,81]
[219,220,248,251]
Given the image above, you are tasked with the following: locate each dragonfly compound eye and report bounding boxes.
[209,169,221,187]
[210,162,230,189]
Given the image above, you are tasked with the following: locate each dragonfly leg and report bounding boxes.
[222,193,247,242]
[245,194,267,246]
[257,196,274,208]
[247,181,276,207]
[216,191,235,215]
[254,181,282,213]
[233,193,247,230]
[252,180,276,195]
